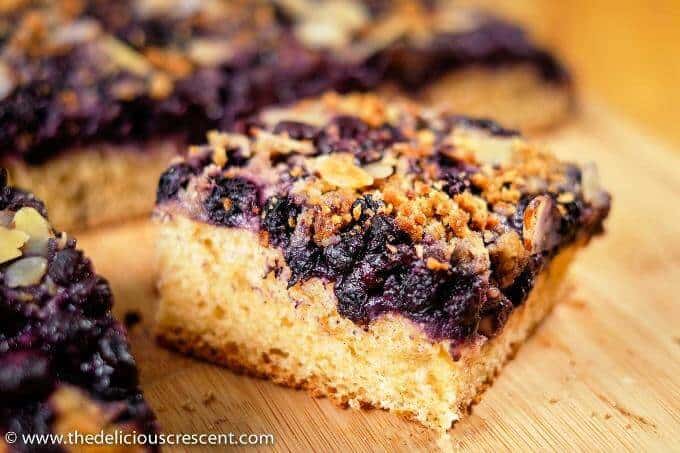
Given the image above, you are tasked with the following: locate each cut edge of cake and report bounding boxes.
[3,140,181,231]
[155,214,581,431]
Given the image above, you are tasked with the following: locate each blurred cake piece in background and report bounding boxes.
[0,0,572,230]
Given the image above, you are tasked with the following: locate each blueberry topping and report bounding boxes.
[262,196,301,247]
[0,178,158,445]
[0,352,53,403]
[156,163,196,203]
[449,116,519,137]
[205,177,261,227]
[273,121,319,140]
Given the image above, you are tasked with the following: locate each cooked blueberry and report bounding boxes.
[364,215,409,253]
[332,115,369,139]
[503,257,541,305]
[387,262,439,313]
[315,133,361,156]
[272,121,319,140]
[262,196,301,247]
[285,239,324,285]
[205,177,260,227]
[450,116,519,137]
[48,249,89,286]
[156,163,195,203]
[323,231,364,273]
[0,184,156,441]
[0,351,53,402]
[335,275,369,322]
[442,172,472,197]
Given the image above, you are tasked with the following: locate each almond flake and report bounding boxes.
[255,130,314,156]
[52,19,101,48]
[452,129,517,166]
[363,161,394,180]
[188,39,234,66]
[13,207,51,239]
[294,1,367,49]
[102,36,152,76]
[13,207,53,256]
[522,195,560,253]
[0,227,29,264]
[0,61,16,101]
[313,154,374,189]
[5,256,47,287]
[581,162,608,206]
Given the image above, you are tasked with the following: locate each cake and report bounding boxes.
[0,169,157,452]
[153,93,610,431]
[1,0,571,230]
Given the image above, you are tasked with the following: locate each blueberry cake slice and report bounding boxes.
[0,170,157,452]
[1,0,570,230]
[154,93,609,431]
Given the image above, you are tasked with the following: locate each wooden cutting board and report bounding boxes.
[77,102,680,452]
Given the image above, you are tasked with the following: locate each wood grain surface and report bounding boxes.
[76,102,680,452]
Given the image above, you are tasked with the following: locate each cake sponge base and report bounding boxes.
[4,140,180,231]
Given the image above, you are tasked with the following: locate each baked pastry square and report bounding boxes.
[154,93,609,431]
[1,0,570,230]
[0,170,157,452]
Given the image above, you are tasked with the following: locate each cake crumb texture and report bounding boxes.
[156,216,578,431]
[4,140,179,231]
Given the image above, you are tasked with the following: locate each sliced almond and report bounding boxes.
[13,207,53,256]
[363,161,394,180]
[489,230,529,287]
[101,36,152,76]
[313,153,374,189]
[295,21,350,49]
[206,131,252,159]
[212,146,227,167]
[52,19,101,48]
[4,256,47,287]
[452,128,517,166]
[0,227,29,264]
[149,72,173,99]
[188,39,234,66]
[13,207,52,239]
[0,61,16,101]
[580,162,609,207]
[294,1,367,49]
[522,195,561,253]
[207,130,231,148]
[255,130,314,156]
